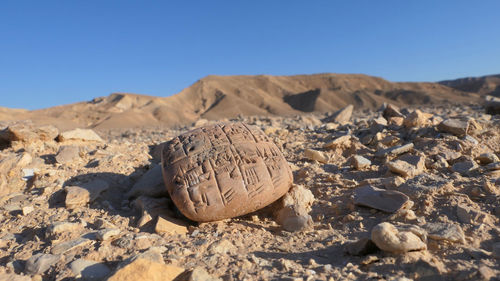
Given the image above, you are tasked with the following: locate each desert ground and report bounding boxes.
[0,74,500,280]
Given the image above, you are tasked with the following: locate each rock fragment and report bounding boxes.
[65,186,90,209]
[51,237,93,254]
[70,259,111,280]
[371,222,427,254]
[387,154,426,178]
[24,253,60,275]
[451,160,479,176]
[57,128,103,142]
[354,185,412,213]
[375,143,414,158]
[324,104,353,124]
[179,267,222,281]
[424,222,465,243]
[438,119,469,136]
[274,184,314,232]
[96,228,121,241]
[358,176,405,189]
[351,155,371,169]
[46,221,84,237]
[107,258,185,281]
[0,273,31,281]
[155,216,188,236]
[476,153,499,165]
[456,205,492,225]
[304,148,329,163]
[382,103,404,119]
[323,135,351,149]
[403,110,430,127]
[55,145,80,164]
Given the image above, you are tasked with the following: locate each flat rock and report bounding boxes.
[24,253,60,275]
[371,222,427,254]
[65,186,90,209]
[96,228,121,241]
[57,128,103,142]
[107,258,185,281]
[304,148,329,163]
[398,174,450,199]
[354,185,411,213]
[155,216,188,235]
[323,104,353,124]
[351,155,371,169]
[437,119,469,136]
[387,154,426,178]
[55,145,80,164]
[161,122,293,222]
[51,237,93,254]
[424,222,465,243]
[486,162,500,171]
[358,176,405,189]
[70,259,111,280]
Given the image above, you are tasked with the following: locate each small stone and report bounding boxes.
[486,162,500,171]
[324,104,353,124]
[323,135,351,149]
[208,239,236,255]
[438,119,469,137]
[65,186,90,209]
[354,185,412,213]
[155,216,188,236]
[57,128,103,142]
[70,259,111,280]
[370,116,388,132]
[456,205,492,225]
[351,155,371,170]
[46,221,83,237]
[55,145,80,164]
[345,238,378,256]
[403,109,430,128]
[274,184,314,231]
[375,143,414,158]
[476,153,499,165]
[304,148,329,163]
[180,267,222,281]
[424,222,465,243]
[107,258,185,281]
[383,103,404,119]
[371,222,427,253]
[22,206,34,215]
[451,160,479,176]
[24,253,60,275]
[387,154,426,178]
[96,228,121,241]
[358,176,405,189]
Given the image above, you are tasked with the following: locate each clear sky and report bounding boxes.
[1,1,499,110]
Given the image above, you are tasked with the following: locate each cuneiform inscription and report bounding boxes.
[162,122,293,222]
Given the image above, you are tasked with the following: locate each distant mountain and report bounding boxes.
[439,74,500,97]
[0,73,485,129]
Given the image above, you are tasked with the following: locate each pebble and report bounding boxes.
[106,258,185,281]
[155,216,188,236]
[476,153,499,165]
[353,185,411,213]
[51,237,93,254]
[304,148,329,163]
[65,186,90,209]
[371,222,427,253]
[451,160,479,176]
[24,253,60,275]
[324,104,353,124]
[55,145,80,164]
[375,143,414,158]
[70,259,111,280]
[96,228,121,241]
[387,154,426,178]
[424,222,465,243]
[22,206,34,215]
[437,119,469,136]
[323,135,351,149]
[351,155,371,169]
[274,184,315,231]
[57,128,103,142]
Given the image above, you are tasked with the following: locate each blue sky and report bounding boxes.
[1,1,499,110]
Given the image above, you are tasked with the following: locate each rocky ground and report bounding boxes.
[0,103,499,281]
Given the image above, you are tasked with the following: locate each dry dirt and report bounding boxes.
[0,103,499,281]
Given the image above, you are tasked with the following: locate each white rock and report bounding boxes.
[371,222,427,253]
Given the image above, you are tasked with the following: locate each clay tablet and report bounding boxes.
[161,122,293,222]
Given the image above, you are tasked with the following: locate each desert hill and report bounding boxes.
[0,73,486,129]
[439,74,500,97]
